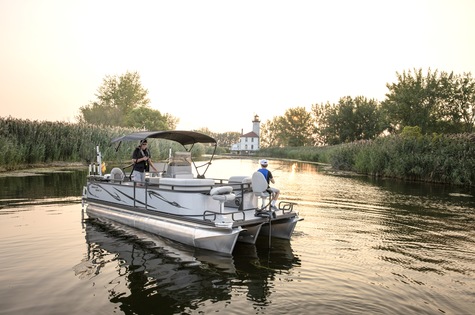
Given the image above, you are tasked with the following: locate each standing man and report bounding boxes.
[131,139,157,183]
[257,159,280,208]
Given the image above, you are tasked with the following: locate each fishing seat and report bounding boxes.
[110,168,125,183]
[210,186,235,213]
[251,172,270,209]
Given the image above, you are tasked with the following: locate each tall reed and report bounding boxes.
[0,117,206,171]
[340,133,475,185]
[259,133,475,186]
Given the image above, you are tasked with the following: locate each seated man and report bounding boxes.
[257,159,280,208]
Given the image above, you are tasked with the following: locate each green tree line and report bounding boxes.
[261,68,475,147]
[256,68,475,186]
[77,68,475,149]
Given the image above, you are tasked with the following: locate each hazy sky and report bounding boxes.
[1,0,474,133]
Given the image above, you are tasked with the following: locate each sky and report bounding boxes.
[1,0,474,133]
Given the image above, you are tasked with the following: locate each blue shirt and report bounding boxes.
[258,168,273,184]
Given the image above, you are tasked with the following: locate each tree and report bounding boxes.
[78,71,177,129]
[381,68,475,134]
[163,113,179,130]
[382,68,439,134]
[260,116,282,148]
[352,96,386,140]
[260,107,314,147]
[436,71,475,133]
[316,96,384,145]
[124,107,168,130]
[311,102,332,145]
[278,107,314,146]
[213,131,240,149]
[193,128,240,150]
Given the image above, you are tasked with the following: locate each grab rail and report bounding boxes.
[203,210,246,223]
[278,201,297,213]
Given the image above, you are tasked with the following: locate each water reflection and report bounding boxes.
[76,218,300,314]
[0,169,86,209]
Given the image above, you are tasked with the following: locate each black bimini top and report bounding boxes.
[111,130,217,146]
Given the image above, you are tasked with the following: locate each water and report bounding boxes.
[0,160,474,315]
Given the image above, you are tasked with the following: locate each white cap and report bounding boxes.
[260,159,268,166]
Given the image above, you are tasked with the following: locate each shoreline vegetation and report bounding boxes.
[258,131,475,187]
[1,117,474,187]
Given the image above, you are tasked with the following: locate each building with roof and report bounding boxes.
[230,114,260,154]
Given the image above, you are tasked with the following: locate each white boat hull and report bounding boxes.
[82,177,301,254]
[86,202,242,254]
[260,216,302,239]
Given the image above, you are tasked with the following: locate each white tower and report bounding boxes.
[252,114,260,136]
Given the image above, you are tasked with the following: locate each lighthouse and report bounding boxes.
[230,115,261,154]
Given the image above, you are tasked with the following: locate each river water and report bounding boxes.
[0,159,474,315]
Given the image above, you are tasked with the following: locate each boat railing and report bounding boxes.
[209,178,253,211]
[151,178,215,192]
[277,201,298,213]
[214,181,252,191]
[203,210,246,223]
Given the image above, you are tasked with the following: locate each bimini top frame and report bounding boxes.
[111,130,218,178]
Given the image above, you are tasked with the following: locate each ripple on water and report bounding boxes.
[1,162,475,314]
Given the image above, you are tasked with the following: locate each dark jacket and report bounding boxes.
[132,147,151,172]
